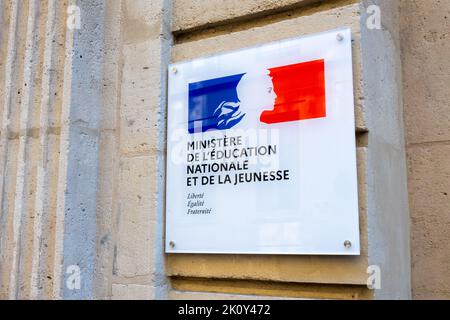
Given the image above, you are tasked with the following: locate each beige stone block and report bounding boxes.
[172,0,321,32]
[407,144,450,299]
[16,135,41,300]
[120,40,162,155]
[167,146,368,285]
[401,0,450,144]
[115,155,157,277]
[170,278,372,300]
[94,132,117,298]
[356,146,368,253]
[122,0,164,43]
[112,283,155,300]
[169,290,296,300]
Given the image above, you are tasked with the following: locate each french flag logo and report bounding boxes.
[188,59,326,134]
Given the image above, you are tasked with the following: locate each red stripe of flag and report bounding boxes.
[260,59,326,124]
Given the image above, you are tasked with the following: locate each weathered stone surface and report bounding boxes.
[119,40,162,155]
[172,0,322,32]
[407,144,450,299]
[167,2,370,287]
[115,155,157,277]
[401,0,450,144]
[359,0,411,299]
[2,0,442,301]
[112,283,155,300]
[122,0,165,43]
[170,278,372,300]
[401,0,450,299]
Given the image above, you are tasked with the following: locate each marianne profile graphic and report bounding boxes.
[187,60,326,134]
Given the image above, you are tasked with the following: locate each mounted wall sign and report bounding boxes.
[166,28,360,255]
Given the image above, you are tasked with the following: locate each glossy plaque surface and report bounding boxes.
[166,28,360,255]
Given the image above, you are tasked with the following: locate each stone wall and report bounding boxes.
[2,0,442,300]
[0,0,71,299]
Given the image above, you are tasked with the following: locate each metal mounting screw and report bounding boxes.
[172,67,178,74]
[344,240,352,249]
[169,241,176,249]
[336,33,344,42]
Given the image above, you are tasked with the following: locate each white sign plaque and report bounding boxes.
[166,28,360,255]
